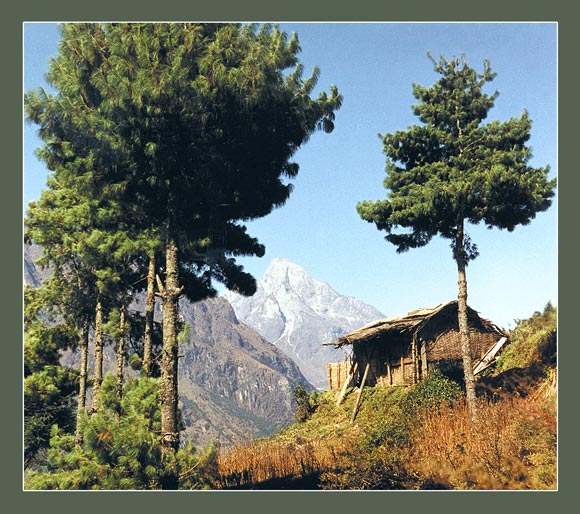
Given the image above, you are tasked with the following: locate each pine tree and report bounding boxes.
[25,375,219,490]
[24,176,143,433]
[25,22,150,423]
[357,55,556,417]
[142,253,157,378]
[25,23,342,487]
[116,306,127,401]
[25,188,100,442]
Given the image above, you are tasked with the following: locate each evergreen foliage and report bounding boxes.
[293,384,319,422]
[403,368,463,418]
[25,375,219,490]
[24,22,343,302]
[24,285,78,468]
[357,55,555,244]
[24,22,341,486]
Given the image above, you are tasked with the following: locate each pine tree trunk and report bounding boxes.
[160,229,181,489]
[91,297,104,413]
[75,320,89,446]
[116,305,126,402]
[454,219,478,419]
[143,254,156,377]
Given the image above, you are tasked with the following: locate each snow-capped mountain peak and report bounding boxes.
[223,259,384,389]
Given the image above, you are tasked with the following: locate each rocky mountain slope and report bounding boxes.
[175,296,309,446]
[223,258,384,389]
[24,244,311,448]
[24,242,50,287]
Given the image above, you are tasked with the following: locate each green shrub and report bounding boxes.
[403,368,463,418]
[293,384,320,422]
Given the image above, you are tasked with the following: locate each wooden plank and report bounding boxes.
[412,336,418,384]
[400,342,405,385]
[386,350,392,385]
[350,362,371,423]
[420,339,428,380]
[335,361,358,406]
[473,337,509,375]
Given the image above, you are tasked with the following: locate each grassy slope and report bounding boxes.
[214,303,557,490]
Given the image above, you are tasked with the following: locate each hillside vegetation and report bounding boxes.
[26,303,556,490]
[215,303,557,490]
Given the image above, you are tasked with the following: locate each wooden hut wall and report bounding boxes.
[326,361,351,390]
[353,341,377,387]
[427,329,462,361]
[427,329,500,364]
[353,337,416,387]
[469,330,501,360]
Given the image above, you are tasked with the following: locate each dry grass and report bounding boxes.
[215,387,407,488]
[214,304,557,490]
[405,372,557,490]
[216,436,346,488]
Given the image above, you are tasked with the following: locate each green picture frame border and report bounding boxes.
[9,1,570,511]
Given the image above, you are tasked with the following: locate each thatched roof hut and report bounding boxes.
[324,301,507,391]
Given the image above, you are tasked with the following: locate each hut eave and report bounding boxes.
[323,300,504,349]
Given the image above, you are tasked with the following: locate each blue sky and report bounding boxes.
[23,22,558,330]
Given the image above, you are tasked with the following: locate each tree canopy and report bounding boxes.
[25,22,342,297]
[357,54,555,256]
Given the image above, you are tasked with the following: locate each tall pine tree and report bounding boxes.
[25,22,342,488]
[357,55,555,417]
[25,187,100,442]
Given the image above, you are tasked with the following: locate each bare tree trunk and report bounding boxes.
[91,297,104,413]
[160,229,181,489]
[142,254,156,377]
[75,320,89,446]
[116,305,126,402]
[454,219,478,419]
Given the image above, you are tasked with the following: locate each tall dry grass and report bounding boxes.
[405,373,557,489]
[216,437,347,488]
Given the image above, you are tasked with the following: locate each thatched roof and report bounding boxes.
[325,301,503,348]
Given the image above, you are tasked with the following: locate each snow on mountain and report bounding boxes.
[223,258,384,389]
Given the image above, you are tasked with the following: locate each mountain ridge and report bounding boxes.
[224,258,384,389]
